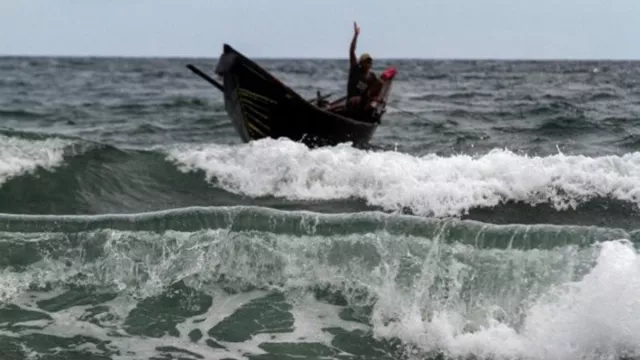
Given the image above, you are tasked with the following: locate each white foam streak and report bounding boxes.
[167,138,640,216]
[0,134,70,186]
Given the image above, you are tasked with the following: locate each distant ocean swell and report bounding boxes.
[0,95,219,122]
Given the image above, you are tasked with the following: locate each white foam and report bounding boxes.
[372,240,640,360]
[2,290,362,360]
[0,134,71,186]
[166,138,640,217]
[521,240,640,360]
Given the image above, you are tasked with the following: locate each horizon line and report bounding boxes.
[1,52,640,62]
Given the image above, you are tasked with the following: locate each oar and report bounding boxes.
[329,95,348,105]
[186,64,224,92]
[307,91,334,103]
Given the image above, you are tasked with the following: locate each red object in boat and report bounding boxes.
[381,67,397,81]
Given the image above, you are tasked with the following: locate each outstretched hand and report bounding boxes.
[353,21,360,36]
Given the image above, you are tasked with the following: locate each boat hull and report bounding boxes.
[214,44,381,148]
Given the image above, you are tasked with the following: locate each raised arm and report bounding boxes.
[350,22,360,67]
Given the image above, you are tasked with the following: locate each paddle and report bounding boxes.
[186,64,224,92]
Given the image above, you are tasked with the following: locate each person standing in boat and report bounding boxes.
[346,22,382,118]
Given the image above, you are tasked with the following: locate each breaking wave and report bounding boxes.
[167,138,640,218]
[0,206,639,360]
[2,133,640,230]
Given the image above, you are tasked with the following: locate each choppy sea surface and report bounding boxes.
[1,55,640,360]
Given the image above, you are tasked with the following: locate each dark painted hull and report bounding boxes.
[214,44,380,148]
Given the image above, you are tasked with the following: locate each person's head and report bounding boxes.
[359,53,373,72]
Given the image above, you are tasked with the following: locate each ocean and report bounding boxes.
[1,55,640,360]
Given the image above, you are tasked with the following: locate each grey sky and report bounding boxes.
[0,0,637,59]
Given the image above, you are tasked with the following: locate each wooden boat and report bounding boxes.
[186,44,397,148]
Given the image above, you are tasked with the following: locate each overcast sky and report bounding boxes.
[0,0,637,59]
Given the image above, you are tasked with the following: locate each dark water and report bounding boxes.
[1,56,640,360]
